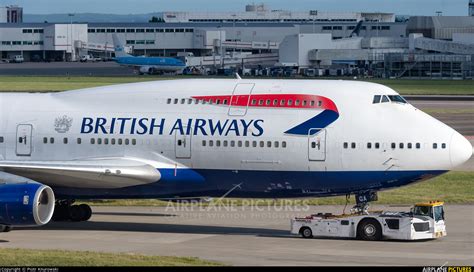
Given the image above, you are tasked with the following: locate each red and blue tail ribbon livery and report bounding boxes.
[192,94,339,136]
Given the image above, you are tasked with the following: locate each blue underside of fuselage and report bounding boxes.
[53,169,448,199]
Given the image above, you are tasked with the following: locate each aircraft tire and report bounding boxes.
[69,205,86,222]
[79,204,92,221]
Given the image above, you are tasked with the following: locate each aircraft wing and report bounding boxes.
[0,157,162,189]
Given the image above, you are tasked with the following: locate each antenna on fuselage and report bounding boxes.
[235,73,242,80]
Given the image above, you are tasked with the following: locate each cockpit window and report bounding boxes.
[381,95,389,103]
[372,95,381,104]
[387,95,408,104]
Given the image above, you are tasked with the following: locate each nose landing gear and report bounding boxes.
[52,200,92,222]
[351,191,378,215]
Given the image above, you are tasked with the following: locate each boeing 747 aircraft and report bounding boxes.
[112,35,186,75]
[0,78,471,230]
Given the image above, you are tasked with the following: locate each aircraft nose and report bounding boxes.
[450,132,473,168]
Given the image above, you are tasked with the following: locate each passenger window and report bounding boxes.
[43,137,48,144]
[167,98,171,104]
[311,142,316,149]
[273,99,278,106]
[252,141,257,148]
[288,100,293,106]
[216,140,221,147]
[251,99,257,105]
[367,143,372,149]
[280,100,285,106]
[118,139,123,145]
[282,141,287,148]
[0,137,3,143]
[188,99,193,104]
[245,141,249,147]
[381,96,389,103]
[399,143,404,149]
[231,140,235,147]
[302,100,307,106]
[50,137,54,144]
[267,141,272,148]
[259,141,264,148]
[408,143,412,149]
[391,143,396,149]
[442,143,446,149]
[310,101,315,107]
[274,141,279,148]
[209,140,214,147]
[111,139,116,145]
[125,139,130,145]
[375,143,380,149]
[433,143,437,149]
[373,95,381,104]
[258,100,264,105]
[343,142,348,149]
[174,99,178,104]
[295,100,300,106]
[238,141,243,147]
[216,99,221,105]
[77,138,82,144]
[266,99,271,106]
[98,138,102,145]
[351,142,356,149]
[223,140,228,147]
[63,138,68,144]
[104,138,109,145]
[202,140,206,146]
[223,99,228,105]
[416,143,421,149]
[181,99,186,104]
[132,139,137,145]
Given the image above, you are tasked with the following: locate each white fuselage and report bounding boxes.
[0,79,471,199]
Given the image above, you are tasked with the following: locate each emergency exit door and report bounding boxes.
[16,124,33,156]
[175,127,192,158]
[308,128,326,161]
[228,83,255,116]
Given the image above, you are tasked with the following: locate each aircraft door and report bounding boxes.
[175,126,192,158]
[308,128,326,161]
[228,83,255,116]
[16,124,33,156]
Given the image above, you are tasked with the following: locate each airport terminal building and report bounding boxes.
[0,4,473,78]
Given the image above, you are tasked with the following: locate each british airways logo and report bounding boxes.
[80,117,264,137]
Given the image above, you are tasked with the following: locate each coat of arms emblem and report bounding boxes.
[54,115,73,133]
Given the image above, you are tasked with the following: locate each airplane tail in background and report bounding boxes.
[112,34,132,58]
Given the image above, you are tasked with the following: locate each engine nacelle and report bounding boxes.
[0,182,55,227]
[139,66,154,74]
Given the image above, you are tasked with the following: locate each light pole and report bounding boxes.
[68,13,75,61]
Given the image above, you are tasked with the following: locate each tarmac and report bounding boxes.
[2,205,472,266]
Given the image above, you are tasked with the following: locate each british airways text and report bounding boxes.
[80,117,264,137]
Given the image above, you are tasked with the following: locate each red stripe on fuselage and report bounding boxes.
[192,94,338,112]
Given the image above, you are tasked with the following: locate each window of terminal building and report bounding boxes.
[185,29,194,33]
[156,29,164,32]
[333,26,343,30]
[126,28,135,33]
[175,28,185,33]
[97,29,106,33]
[136,40,145,45]
[33,29,43,33]
[322,26,332,30]
[165,29,174,33]
[126,40,135,45]
[136,29,145,33]
[146,29,155,33]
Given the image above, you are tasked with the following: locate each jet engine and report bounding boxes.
[139,66,154,74]
[0,182,55,228]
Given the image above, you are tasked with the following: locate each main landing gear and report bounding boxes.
[52,200,92,222]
